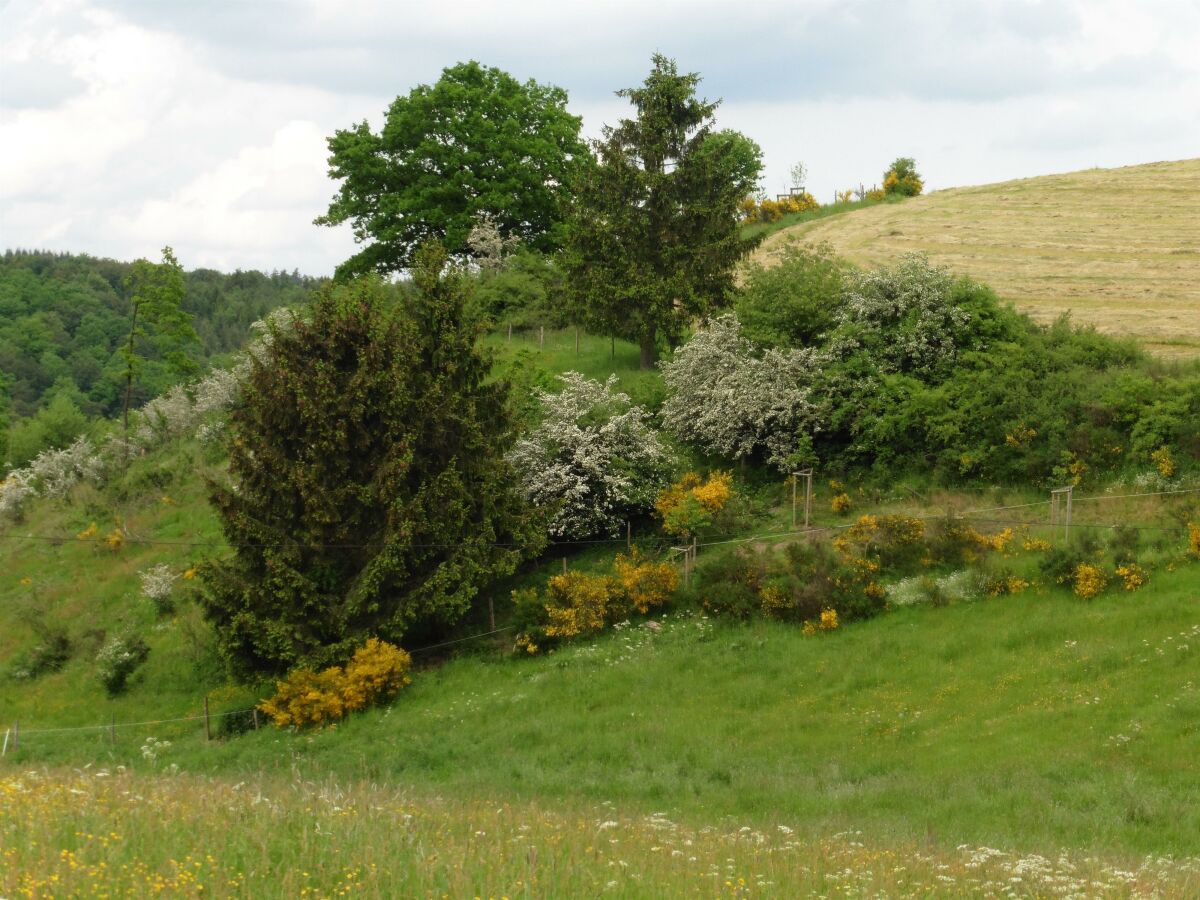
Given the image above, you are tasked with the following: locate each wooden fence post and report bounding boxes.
[204,695,212,741]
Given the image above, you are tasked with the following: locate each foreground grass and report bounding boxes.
[4,768,1198,898]
[7,563,1200,860]
[753,158,1200,357]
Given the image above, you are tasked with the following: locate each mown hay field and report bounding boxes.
[754,159,1200,357]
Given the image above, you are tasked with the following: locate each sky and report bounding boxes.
[1,0,1198,276]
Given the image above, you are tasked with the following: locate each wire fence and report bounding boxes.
[4,484,1197,755]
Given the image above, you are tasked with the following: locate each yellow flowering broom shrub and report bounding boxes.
[1189,522,1200,558]
[542,572,619,640]
[614,548,679,614]
[1151,446,1175,478]
[517,549,683,651]
[260,638,412,729]
[1072,563,1109,600]
[656,471,734,538]
[1115,564,1148,592]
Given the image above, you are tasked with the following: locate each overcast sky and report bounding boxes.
[2,0,1197,275]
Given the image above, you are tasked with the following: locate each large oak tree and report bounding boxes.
[564,55,763,368]
[317,61,587,278]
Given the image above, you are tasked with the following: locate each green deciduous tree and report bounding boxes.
[200,245,545,678]
[316,61,588,278]
[120,247,199,443]
[564,55,763,369]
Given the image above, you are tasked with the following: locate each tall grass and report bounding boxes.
[4,768,1196,898]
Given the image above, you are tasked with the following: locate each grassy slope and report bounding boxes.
[3,329,1200,896]
[752,159,1200,357]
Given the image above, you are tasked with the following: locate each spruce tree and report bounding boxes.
[201,244,544,677]
[564,55,763,368]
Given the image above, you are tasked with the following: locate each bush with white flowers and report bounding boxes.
[139,563,179,615]
[660,314,826,472]
[827,253,974,378]
[510,372,673,539]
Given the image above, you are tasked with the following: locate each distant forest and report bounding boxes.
[1,250,322,468]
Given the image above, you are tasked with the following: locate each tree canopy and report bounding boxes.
[200,246,545,677]
[317,61,588,278]
[563,55,763,368]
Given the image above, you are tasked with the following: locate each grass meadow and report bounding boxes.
[5,766,1199,898]
[3,330,1200,896]
[753,158,1200,357]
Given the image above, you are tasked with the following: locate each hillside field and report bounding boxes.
[754,159,1200,357]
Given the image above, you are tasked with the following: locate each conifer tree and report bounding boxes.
[201,244,544,677]
[564,55,762,368]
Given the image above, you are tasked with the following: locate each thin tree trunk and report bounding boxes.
[122,300,141,457]
[638,325,657,370]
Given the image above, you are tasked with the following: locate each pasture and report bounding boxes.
[754,159,1200,357]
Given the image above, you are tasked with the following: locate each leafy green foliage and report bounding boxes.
[120,248,199,437]
[736,242,848,347]
[317,61,588,277]
[0,250,319,470]
[883,157,923,196]
[564,55,762,368]
[469,249,569,330]
[200,247,545,677]
[4,391,91,470]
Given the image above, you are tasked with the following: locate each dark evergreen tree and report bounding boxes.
[564,55,763,368]
[200,244,544,677]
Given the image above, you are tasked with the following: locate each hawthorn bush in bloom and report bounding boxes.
[96,629,150,695]
[510,372,672,539]
[660,314,825,471]
[828,254,974,379]
[139,564,179,615]
[0,312,279,522]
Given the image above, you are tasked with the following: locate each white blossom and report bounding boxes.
[828,253,973,377]
[660,314,826,471]
[139,563,179,611]
[510,372,673,539]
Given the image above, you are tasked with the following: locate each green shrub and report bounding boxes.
[736,243,847,348]
[883,157,923,197]
[96,629,150,695]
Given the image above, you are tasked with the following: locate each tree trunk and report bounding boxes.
[638,326,657,370]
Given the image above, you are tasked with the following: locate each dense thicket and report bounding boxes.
[0,251,321,470]
[200,246,544,678]
[679,250,1200,484]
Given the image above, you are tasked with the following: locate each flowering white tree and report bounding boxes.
[827,253,973,378]
[510,372,673,539]
[661,314,826,471]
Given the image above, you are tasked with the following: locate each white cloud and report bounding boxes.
[1,0,1198,274]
